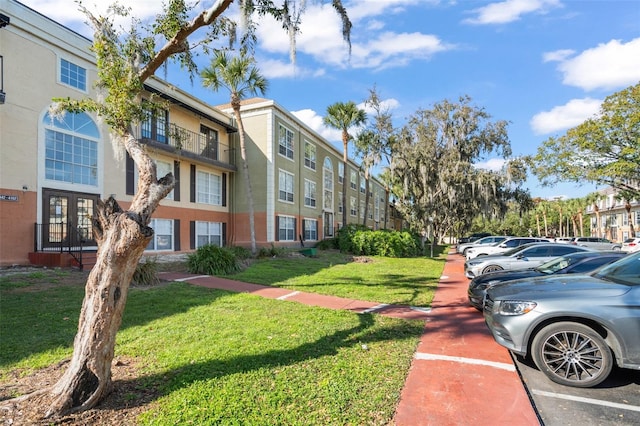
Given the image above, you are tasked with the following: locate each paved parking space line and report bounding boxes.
[415,352,516,371]
[361,303,390,313]
[276,291,300,300]
[532,390,640,412]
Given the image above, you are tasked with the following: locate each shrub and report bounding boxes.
[339,227,423,257]
[187,245,241,275]
[132,257,160,286]
[315,238,338,250]
[257,243,287,258]
[229,245,252,260]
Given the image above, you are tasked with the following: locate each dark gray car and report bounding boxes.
[467,251,627,310]
[484,253,640,387]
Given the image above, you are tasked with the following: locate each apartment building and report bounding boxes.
[0,0,391,266]
[585,186,640,242]
[217,98,390,248]
[0,0,237,266]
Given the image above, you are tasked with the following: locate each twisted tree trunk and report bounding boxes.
[44,135,174,417]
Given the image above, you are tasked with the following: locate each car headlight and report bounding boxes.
[495,300,537,316]
[467,260,482,266]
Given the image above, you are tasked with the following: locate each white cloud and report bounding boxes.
[254,2,453,72]
[361,98,401,115]
[542,49,574,63]
[291,109,342,142]
[464,0,562,25]
[555,38,640,91]
[474,158,506,172]
[257,58,325,79]
[530,98,602,135]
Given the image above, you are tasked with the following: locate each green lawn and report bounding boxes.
[0,250,447,424]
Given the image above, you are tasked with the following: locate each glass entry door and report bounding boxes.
[42,189,99,249]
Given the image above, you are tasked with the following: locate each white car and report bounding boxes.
[464,243,592,279]
[465,237,551,260]
[457,235,510,256]
[622,237,640,253]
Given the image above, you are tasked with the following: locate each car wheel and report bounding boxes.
[481,265,503,274]
[531,322,613,388]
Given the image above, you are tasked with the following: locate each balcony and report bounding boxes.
[135,123,236,169]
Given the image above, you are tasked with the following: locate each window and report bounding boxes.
[636,211,640,226]
[278,125,294,159]
[350,170,357,190]
[195,221,222,248]
[44,112,99,186]
[323,157,333,210]
[200,125,219,160]
[141,103,168,143]
[350,196,357,216]
[60,58,86,91]
[360,175,366,193]
[304,141,316,170]
[338,163,344,184]
[623,213,629,226]
[279,170,294,202]
[360,200,365,219]
[147,218,173,251]
[303,219,318,241]
[155,160,174,200]
[197,171,222,205]
[278,216,295,241]
[304,179,316,208]
[338,192,343,214]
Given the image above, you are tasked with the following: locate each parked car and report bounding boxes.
[457,235,510,256]
[569,236,621,251]
[467,251,627,310]
[464,243,592,279]
[622,237,640,253]
[484,253,640,387]
[458,232,492,245]
[465,237,551,260]
[553,237,573,244]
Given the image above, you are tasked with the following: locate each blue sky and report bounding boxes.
[20,0,640,199]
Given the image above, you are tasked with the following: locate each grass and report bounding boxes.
[0,249,448,424]
[224,248,447,307]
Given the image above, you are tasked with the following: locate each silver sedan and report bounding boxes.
[464,243,592,279]
[484,253,640,387]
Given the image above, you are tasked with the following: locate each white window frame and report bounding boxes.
[197,170,222,205]
[350,169,357,190]
[279,169,295,203]
[303,219,318,241]
[350,196,357,217]
[147,218,173,251]
[338,162,344,184]
[304,179,316,208]
[278,125,294,160]
[59,58,87,92]
[304,141,316,170]
[338,192,343,214]
[195,221,223,248]
[359,174,366,194]
[278,215,296,241]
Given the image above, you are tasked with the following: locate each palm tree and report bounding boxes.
[323,101,367,228]
[201,51,268,255]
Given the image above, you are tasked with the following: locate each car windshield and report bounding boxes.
[593,254,640,286]
[535,255,575,274]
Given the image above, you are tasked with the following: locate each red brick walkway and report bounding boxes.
[158,251,539,425]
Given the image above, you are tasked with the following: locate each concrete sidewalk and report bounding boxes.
[393,252,540,425]
[158,251,540,425]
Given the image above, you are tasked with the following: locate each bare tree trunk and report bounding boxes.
[45,135,174,416]
[362,169,370,227]
[342,134,349,229]
[233,101,257,255]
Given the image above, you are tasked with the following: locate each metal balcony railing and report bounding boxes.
[135,123,235,166]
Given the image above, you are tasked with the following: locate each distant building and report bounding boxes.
[585,186,640,242]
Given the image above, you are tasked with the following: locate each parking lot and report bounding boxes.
[515,354,640,425]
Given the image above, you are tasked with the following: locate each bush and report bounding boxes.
[339,226,423,257]
[229,245,252,260]
[187,245,241,275]
[315,238,338,250]
[257,243,287,258]
[132,257,160,286]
